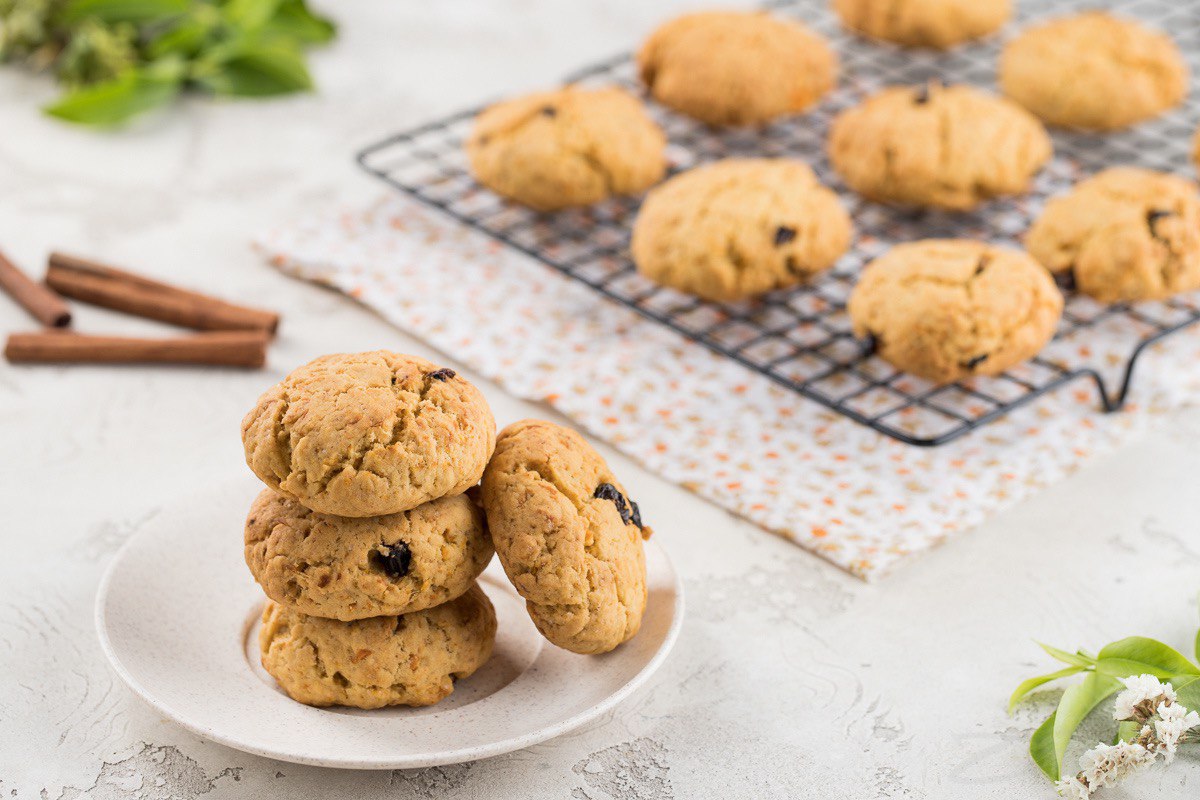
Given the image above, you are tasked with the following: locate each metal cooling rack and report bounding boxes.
[356,0,1200,446]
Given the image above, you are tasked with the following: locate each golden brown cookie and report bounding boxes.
[480,420,649,655]
[828,83,1051,210]
[833,0,1011,49]
[1000,12,1187,131]
[259,584,496,709]
[848,240,1063,383]
[466,87,666,212]
[1025,167,1200,303]
[245,489,494,621]
[631,158,852,301]
[637,10,837,126]
[241,352,495,518]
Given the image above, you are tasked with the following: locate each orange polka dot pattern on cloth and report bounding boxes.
[256,197,1198,580]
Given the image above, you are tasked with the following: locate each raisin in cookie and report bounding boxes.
[1000,12,1187,131]
[833,0,1011,50]
[637,11,837,127]
[245,489,493,621]
[480,420,650,655]
[242,352,495,518]
[829,83,1051,211]
[1026,168,1200,303]
[848,240,1063,383]
[631,159,852,301]
[466,87,666,212]
[259,584,495,709]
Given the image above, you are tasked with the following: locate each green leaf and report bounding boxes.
[59,0,189,24]
[1038,642,1095,668]
[194,39,312,96]
[1175,676,1200,709]
[1049,673,1122,780]
[1030,712,1060,781]
[1116,720,1141,743]
[44,61,182,124]
[222,0,284,30]
[1195,626,1199,666]
[1095,637,1200,680]
[1009,666,1086,713]
[261,0,334,43]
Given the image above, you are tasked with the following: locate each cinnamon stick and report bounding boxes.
[46,252,279,334]
[0,250,71,328]
[5,331,269,368]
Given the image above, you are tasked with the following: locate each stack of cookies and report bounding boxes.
[239,351,499,709]
[238,350,654,709]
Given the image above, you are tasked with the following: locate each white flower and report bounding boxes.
[1055,776,1091,799]
[1113,675,1175,721]
[1152,702,1200,760]
[1076,740,1156,791]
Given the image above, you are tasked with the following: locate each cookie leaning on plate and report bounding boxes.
[241,351,495,517]
[833,0,1011,50]
[828,83,1051,211]
[848,240,1063,383]
[631,158,852,302]
[466,87,666,212]
[245,489,493,621]
[637,10,837,127]
[481,420,650,655]
[1025,168,1200,303]
[1000,12,1187,131]
[259,584,496,709]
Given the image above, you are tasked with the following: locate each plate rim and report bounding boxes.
[94,512,685,770]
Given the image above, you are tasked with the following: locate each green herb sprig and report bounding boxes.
[0,0,334,125]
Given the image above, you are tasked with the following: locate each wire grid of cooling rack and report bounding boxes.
[357,0,1200,446]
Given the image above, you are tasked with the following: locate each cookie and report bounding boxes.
[833,0,1011,49]
[241,352,495,518]
[245,489,493,621]
[259,584,496,709]
[828,83,1051,210]
[631,159,852,301]
[637,11,837,127]
[480,420,649,655]
[1000,12,1187,131]
[848,240,1063,383]
[466,87,666,212]
[1025,168,1200,303]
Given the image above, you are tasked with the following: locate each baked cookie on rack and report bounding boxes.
[245,489,493,621]
[631,158,852,301]
[636,10,837,126]
[259,584,496,708]
[848,240,1063,383]
[1025,168,1200,303]
[1000,12,1187,131]
[833,0,1011,49]
[828,83,1051,211]
[466,86,666,211]
[242,351,495,518]
[480,420,650,655]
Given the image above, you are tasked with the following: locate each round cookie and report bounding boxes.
[833,0,1011,50]
[466,87,666,212]
[828,83,1051,210]
[631,158,852,301]
[241,352,495,518]
[848,240,1063,383]
[1025,168,1200,303]
[480,420,650,655]
[1000,12,1187,131]
[259,584,496,709]
[245,489,494,621]
[636,11,837,127]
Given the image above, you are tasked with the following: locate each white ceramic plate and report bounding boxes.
[95,480,684,769]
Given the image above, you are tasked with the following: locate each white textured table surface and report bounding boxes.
[2,2,1198,798]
